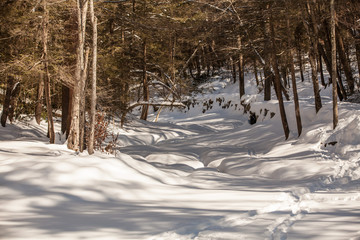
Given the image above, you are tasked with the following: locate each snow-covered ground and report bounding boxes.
[1,70,360,239]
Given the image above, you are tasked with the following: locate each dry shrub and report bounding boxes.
[88,112,118,154]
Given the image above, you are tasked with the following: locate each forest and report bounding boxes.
[2,1,360,239]
[0,0,359,150]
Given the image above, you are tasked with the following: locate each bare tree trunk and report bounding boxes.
[1,76,14,127]
[286,16,302,137]
[88,0,97,155]
[140,39,149,120]
[309,51,323,113]
[297,47,305,82]
[195,54,201,80]
[264,10,272,101]
[61,86,70,135]
[331,0,338,129]
[238,35,245,98]
[318,43,345,100]
[171,34,177,95]
[42,0,54,144]
[281,66,288,89]
[35,72,44,125]
[253,57,259,86]
[318,55,326,86]
[230,56,237,83]
[79,48,90,152]
[68,0,88,151]
[67,89,73,138]
[304,1,322,113]
[319,20,348,100]
[337,57,348,99]
[270,11,290,140]
[336,28,355,94]
[355,43,360,79]
[8,81,21,124]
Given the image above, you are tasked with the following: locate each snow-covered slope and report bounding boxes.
[1,70,360,239]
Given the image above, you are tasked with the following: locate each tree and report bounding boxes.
[269,7,290,140]
[331,0,338,129]
[285,1,302,137]
[88,0,98,155]
[67,0,89,151]
[42,0,55,144]
[305,0,322,113]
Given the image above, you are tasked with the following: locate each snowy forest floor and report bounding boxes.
[1,71,360,239]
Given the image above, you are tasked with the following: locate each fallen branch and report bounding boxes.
[129,101,186,110]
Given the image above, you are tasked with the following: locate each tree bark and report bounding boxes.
[230,56,237,83]
[286,16,302,137]
[61,86,71,136]
[263,9,272,101]
[270,11,290,140]
[355,43,360,79]
[318,43,345,100]
[331,0,338,129]
[336,28,355,94]
[304,2,322,113]
[79,47,90,152]
[238,35,245,98]
[297,47,305,82]
[140,39,149,120]
[1,76,14,127]
[88,0,97,155]
[318,54,326,86]
[42,0,55,144]
[195,54,201,80]
[35,72,44,125]
[309,51,323,113]
[8,82,20,124]
[68,0,88,151]
[253,57,259,86]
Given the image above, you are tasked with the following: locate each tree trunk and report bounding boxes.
[68,0,88,151]
[319,20,348,100]
[286,16,302,137]
[318,55,326,86]
[304,1,322,113]
[264,10,272,101]
[297,47,305,82]
[61,87,68,134]
[171,35,178,95]
[309,51,323,113]
[79,47,90,152]
[336,56,348,100]
[8,81,21,124]
[42,0,54,144]
[336,28,355,94]
[270,11,290,140]
[1,76,14,127]
[88,0,97,155]
[331,0,338,129]
[238,35,245,98]
[318,43,345,100]
[230,56,237,83]
[195,54,201,80]
[35,72,44,125]
[253,57,259,86]
[355,43,360,79]
[140,39,149,120]
[281,66,288,89]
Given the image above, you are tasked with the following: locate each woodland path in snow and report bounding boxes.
[1,76,360,239]
[117,113,360,239]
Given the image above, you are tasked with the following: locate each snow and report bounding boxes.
[1,69,360,239]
